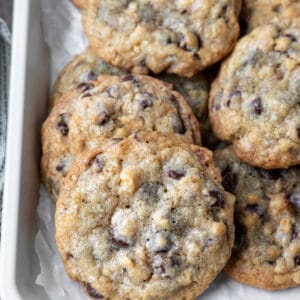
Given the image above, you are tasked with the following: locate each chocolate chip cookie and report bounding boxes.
[83,0,240,77]
[51,49,209,134]
[209,18,300,169]
[51,49,125,105]
[42,74,201,199]
[56,132,235,299]
[242,0,300,32]
[214,145,300,290]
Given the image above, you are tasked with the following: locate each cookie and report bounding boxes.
[42,74,201,199]
[209,18,300,169]
[72,0,87,9]
[242,0,300,32]
[51,49,125,105]
[214,145,300,290]
[55,132,235,299]
[51,49,209,134]
[83,0,240,77]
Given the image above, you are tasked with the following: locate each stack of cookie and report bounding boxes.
[41,0,300,299]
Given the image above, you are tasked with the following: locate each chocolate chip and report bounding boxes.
[272,4,282,13]
[87,71,98,81]
[297,126,300,138]
[65,252,74,260]
[285,33,297,42]
[193,53,200,60]
[294,255,300,266]
[222,168,238,193]
[112,138,123,143]
[170,255,181,268]
[122,74,137,83]
[291,224,298,241]
[246,204,265,217]
[138,182,160,202]
[195,34,203,49]
[56,163,64,172]
[76,82,95,93]
[96,113,110,126]
[209,190,225,208]
[56,113,69,136]
[289,192,300,212]
[167,170,185,179]
[83,282,104,299]
[251,98,263,115]
[260,169,281,180]
[89,156,104,173]
[140,99,152,109]
[112,237,130,248]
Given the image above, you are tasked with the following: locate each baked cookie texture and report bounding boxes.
[209,18,300,169]
[51,49,209,134]
[56,132,235,299]
[83,0,240,77]
[72,0,87,9]
[242,0,300,32]
[42,74,201,199]
[214,146,300,290]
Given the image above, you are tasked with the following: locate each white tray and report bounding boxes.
[1,1,300,299]
[0,0,49,299]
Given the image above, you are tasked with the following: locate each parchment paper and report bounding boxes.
[35,1,300,298]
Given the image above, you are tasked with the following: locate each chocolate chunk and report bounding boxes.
[56,113,69,136]
[260,169,282,180]
[251,98,263,115]
[222,168,238,193]
[89,156,104,173]
[167,170,185,179]
[289,192,300,212]
[87,71,98,81]
[246,204,265,218]
[96,113,110,126]
[112,237,130,248]
[83,282,104,299]
[294,255,300,266]
[209,190,225,208]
